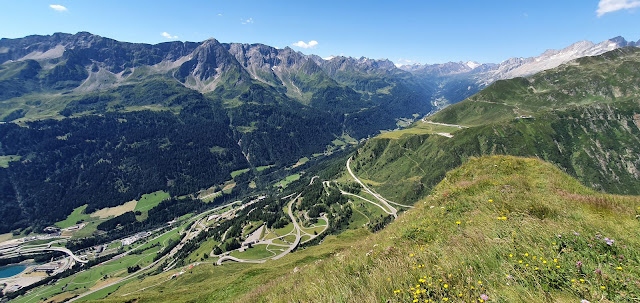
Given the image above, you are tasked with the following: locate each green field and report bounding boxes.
[273,174,301,188]
[376,121,462,139]
[282,235,296,243]
[77,282,124,302]
[187,238,219,263]
[269,238,289,246]
[230,244,274,260]
[256,164,275,172]
[135,191,170,212]
[310,217,327,227]
[331,139,346,146]
[55,204,91,228]
[297,157,309,165]
[71,220,102,239]
[347,206,370,229]
[135,229,180,252]
[230,168,250,178]
[0,155,21,168]
[271,223,294,237]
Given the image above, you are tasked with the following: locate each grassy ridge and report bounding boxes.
[244,156,640,302]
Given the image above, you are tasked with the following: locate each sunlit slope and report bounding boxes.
[94,156,640,303]
[351,99,640,204]
[245,156,640,302]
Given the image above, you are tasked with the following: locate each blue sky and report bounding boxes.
[1,0,639,64]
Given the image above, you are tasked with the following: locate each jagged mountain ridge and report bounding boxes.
[0,32,419,102]
[402,36,639,78]
[2,33,636,114]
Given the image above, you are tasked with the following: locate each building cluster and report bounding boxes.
[121,231,152,246]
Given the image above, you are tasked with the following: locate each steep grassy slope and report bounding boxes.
[93,156,640,303]
[93,229,370,303]
[351,100,640,204]
[430,47,640,127]
[244,156,640,302]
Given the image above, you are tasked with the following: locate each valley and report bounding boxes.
[0,25,639,303]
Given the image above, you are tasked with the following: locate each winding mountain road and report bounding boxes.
[345,157,414,213]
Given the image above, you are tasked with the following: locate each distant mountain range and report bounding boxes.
[2,33,637,115]
[399,36,639,107]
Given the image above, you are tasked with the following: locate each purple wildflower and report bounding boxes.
[573,232,580,236]
[576,261,583,268]
[480,294,489,301]
[594,268,602,275]
[557,234,562,238]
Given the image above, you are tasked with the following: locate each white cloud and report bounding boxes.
[393,58,417,67]
[161,32,179,39]
[241,18,254,24]
[291,40,319,49]
[218,13,223,16]
[597,0,640,16]
[49,4,68,12]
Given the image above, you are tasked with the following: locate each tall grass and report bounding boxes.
[248,156,640,302]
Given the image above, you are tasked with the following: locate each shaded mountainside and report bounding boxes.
[96,156,640,302]
[0,102,247,232]
[0,32,436,232]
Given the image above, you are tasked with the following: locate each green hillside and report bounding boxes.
[348,48,640,203]
[430,47,640,127]
[354,100,640,202]
[96,156,640,302]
